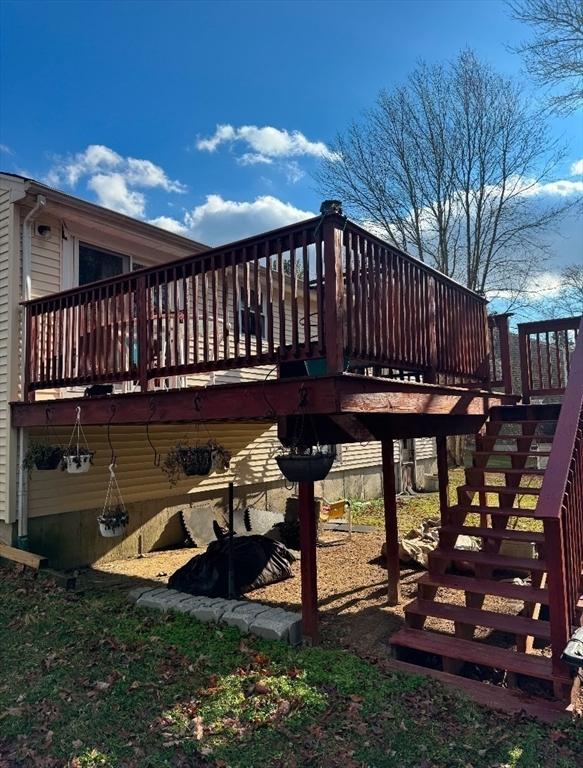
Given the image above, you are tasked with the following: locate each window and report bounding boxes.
[240,289,265,339]
[78,243,129,285]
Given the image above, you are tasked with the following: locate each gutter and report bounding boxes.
[17,194,46,547]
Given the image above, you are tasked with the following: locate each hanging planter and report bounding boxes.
[162,442,213,484]
[98,505,129,538]
[276,447,335,483]
[63,407,94,474]
[23,442,63,472]
[98,462,129,538]
[63,448,94,474]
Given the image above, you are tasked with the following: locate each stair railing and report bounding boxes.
[518,316,581,403]
[536,316,583,683]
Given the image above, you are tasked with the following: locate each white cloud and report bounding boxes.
[125,158,186,192]
[196,124,337,166]
[487,271,564,302]
[0,143,13,155]
[44,144,186,218]
[148,215,189,235]
[284,161,305,184]
[183,194,314,245]
[88,173,146,218]
[570,159,583,176]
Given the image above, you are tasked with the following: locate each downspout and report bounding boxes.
[16,194,46,548]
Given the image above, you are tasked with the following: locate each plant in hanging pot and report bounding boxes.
[62,446,95,474]
[208,439,231,473]
[97,505,129,538]
[63,407,94,474]
[276,445,336,483]
[22,441,63,472]
[162,442,213,484]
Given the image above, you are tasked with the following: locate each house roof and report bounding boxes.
[0,171,209,253]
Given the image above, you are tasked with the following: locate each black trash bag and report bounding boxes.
[168,535,296,598]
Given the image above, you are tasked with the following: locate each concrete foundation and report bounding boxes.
[2,458,438,570]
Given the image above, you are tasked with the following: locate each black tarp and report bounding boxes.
[168,535,295,598]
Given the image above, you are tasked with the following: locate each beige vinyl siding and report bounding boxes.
[0,187,13,519]
[414,437,436,461]
[28,212,62,298]
[340,442,384,470]
[27,422,281,517]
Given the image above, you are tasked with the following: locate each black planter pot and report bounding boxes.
[276,453,334,482]
[35,448,63,470]
[180,447,212,476]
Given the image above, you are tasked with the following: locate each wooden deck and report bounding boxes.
[11,373,504,437]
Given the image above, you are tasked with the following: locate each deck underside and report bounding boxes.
[11,374,506,440]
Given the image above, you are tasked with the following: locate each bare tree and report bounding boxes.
[508,0,583,114]
[317,50,575,303]
[540,263,583,316]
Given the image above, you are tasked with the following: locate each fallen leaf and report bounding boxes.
[254,681,270,695]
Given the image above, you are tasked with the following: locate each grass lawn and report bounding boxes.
[350,468,543,534]
[1,567,581,768]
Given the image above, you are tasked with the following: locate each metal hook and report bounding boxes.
[146,398,160,467]
[107,404,117,466]
[298,385,308,409]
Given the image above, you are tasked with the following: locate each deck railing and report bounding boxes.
[536,316,583,682]
[22,212,490,399]
[341,222,490,383]
[518,317,581,403]
[487,313,513,394]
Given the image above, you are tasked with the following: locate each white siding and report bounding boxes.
[28,211,62,298]
[415,437,436,461]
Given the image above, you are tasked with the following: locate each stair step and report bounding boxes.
[418,572,549,604]
[481,435,555,445]
[468,468,546,476]
[487,419,558,427]
[390,628,554,680]
[440,525,545,543]
[430,548,546,572]
[473,451,551,458]
[404,598,551,640]
[456,505,537,517]
[460,484,541,495]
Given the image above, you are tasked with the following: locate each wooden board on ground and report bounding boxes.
[0,543,48,569]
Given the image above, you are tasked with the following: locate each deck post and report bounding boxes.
[298,480,319,644]
[518,324,531,404]
[322,214,345,374]
[436,435,449,524]
[382,439,401,606]
[497,314,513,395]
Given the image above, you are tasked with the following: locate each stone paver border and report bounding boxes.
[128,586,302,645]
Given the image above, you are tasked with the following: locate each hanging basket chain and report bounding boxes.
[66,406,90,455]
[102,461,127,519]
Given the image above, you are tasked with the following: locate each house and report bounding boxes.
[0,173,438,568]
[5,174,582,704]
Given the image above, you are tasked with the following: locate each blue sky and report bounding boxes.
[1,0,581,291]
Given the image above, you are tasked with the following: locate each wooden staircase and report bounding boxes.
[390,403,576,699]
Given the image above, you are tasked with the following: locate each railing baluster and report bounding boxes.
[253,245,261,357]
[266,245,274,356]
[277,239,285,353]
[302,229,310,352]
